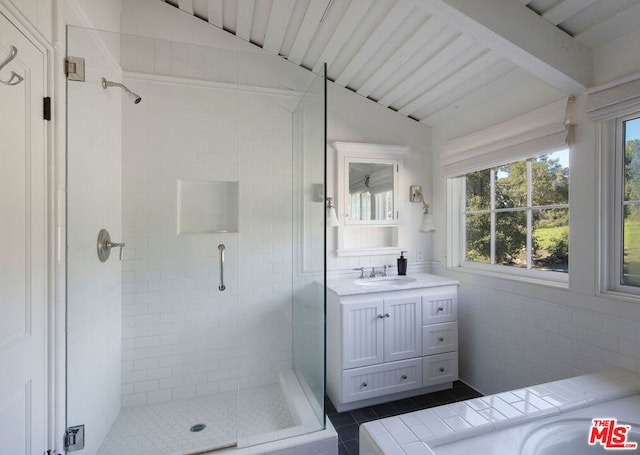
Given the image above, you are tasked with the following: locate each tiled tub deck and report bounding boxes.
[360,368,640,454]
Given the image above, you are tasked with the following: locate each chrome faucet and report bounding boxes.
[354,267,365,279]
[369,267,377,278]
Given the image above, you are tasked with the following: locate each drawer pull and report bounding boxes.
[437,307,444,312]
[438,337,444,342]
[362,382,368,388]
[439,367,445,372]
[401,374,407,380]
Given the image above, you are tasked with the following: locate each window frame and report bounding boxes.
[602,112,640,298]
[448,150,570,287]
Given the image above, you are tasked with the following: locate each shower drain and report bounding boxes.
[190,423,206,433]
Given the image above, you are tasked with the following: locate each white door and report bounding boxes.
[0,11,47,455]
[383,296,421,362]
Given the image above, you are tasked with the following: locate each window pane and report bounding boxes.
[624,118,640,202]
[532,209,568,272]
[466,169,491,211]
[465,213,491,263]
[623,203,640,286]
[495,211,527,267]
[495,162,527,209]
[623,117,640,287]
[532,149,569,206]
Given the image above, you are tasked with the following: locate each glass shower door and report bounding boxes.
[66,26,241,455]
[67,25,326,455]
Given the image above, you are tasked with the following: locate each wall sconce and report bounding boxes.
[326,197,339,227]
[409,185,435,233]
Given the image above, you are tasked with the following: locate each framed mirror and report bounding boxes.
[334,142,408,256]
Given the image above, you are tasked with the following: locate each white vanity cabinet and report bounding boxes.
[327,278,458,412]
[342,295,422,370]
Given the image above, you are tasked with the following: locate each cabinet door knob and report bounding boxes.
[377,314,384,319]
[437,307,444,312]
[401,375,407,380]
[362,382,368,387]
[439,367,445,372]
[438,337,444,342]
[384,313,390,318]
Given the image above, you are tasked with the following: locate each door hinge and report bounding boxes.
[64,425,85,452]
[43,97,51,121]
[65,56,85,82]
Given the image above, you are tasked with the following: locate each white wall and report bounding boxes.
[0,0,52,42]
[119,45,296,405]
[432,34,640,395]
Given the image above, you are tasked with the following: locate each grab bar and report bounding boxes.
[218,244,226,291]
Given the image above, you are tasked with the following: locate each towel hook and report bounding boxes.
[0,46,24,86]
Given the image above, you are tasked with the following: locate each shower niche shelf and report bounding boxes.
[178,180,238,234]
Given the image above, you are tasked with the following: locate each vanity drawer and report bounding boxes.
[422,322,458,356]
[422,292,457,324]
[341,358,422,404]
[423,351,458,387]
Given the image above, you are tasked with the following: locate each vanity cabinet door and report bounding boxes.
[383,296,422,363]
[342,300,384,369]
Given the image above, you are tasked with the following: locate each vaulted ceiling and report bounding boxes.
[160,0,640,126]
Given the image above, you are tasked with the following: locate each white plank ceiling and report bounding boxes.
[160,0,640,126]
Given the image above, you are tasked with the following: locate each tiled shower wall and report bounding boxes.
[120,77,295,407]
[457,283,640,396]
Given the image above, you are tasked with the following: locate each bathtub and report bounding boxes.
[360,368,640,455]
[434,394,640,454]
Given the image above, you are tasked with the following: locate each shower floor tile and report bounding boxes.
[97,384,295,455]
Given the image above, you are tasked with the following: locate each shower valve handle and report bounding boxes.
[97,228,125,262]
[107,241,126,260]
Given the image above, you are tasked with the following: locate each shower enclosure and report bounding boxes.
[66,26,326,455]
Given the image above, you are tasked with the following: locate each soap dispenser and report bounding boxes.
[397,251,408,276]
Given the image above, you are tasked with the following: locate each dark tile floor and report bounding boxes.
[327,381,483,455]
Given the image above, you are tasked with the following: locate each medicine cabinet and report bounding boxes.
[334,142,408,256]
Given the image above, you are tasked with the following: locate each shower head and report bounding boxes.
[101,77,142,104]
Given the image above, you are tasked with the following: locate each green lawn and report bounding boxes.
[624,219,640,286]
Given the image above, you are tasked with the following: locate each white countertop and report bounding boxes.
[327,272,458,297]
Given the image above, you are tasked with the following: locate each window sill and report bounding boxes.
[597,288,640,305]
[448,262,569,290]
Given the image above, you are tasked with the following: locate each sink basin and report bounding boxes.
[354,276,417,287]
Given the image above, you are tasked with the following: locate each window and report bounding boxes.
[620,116,640,287]
[461,150,569,275]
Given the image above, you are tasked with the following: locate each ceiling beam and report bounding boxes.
[414,0,593,93]
[542,0,599,26]
[311,0,374,74]
[207,0,223,28]
[263,0,296,54]
[334,1,413,87]
[288,0,331,64]
[235,0,254,41]
[178,0,195,15]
